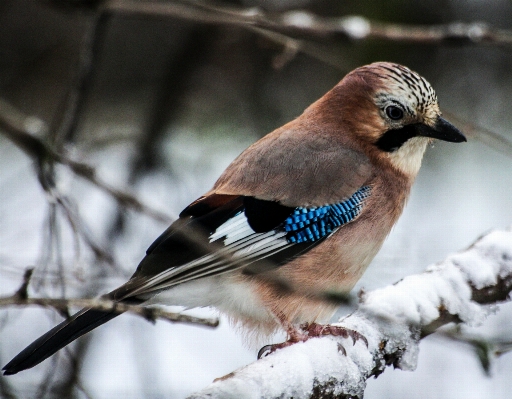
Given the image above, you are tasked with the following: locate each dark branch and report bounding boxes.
[0,294,219,328]
[101,1,512,46]
[0,98,173,224]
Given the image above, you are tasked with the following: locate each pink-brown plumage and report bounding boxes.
[3,62,466,375]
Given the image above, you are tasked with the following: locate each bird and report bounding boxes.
[3,62,466,375]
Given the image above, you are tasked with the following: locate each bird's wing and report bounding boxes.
[112,131,374,300]
[210,124,373,207]
[112,186,372,300]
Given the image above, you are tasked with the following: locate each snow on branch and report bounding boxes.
[188,228,512,399]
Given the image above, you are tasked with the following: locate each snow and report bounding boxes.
[361,228,512,327]
[189,228,512,398]
[444,230,512,289]
[189,338,369,399]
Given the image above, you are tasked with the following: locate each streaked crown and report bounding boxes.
[374,63,437,113]
[357,62,440,127]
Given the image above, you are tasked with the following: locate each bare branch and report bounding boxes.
[434,326,512,375]
[14,268,35,301]
[102,0,512,47]
[49,10,111,147]
[444,111,512,159]
[188,228,512,398]
[0,98,173,224]
[0,293,219,328]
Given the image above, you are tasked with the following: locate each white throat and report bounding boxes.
[388,136,430,176]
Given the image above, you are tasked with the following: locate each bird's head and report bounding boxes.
[321,62,466,176]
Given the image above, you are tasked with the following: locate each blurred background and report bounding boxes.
[1,0,512,398]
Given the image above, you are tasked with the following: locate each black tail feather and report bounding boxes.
[2,308,120,375]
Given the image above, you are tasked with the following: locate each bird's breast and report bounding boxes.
[246,173,412,327]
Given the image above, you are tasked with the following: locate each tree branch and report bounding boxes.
[102,0,512,46]
[0,98,173,224]
[188,228,512,399]
[0,296,219,328]
[443,111,512,160]
[0,269,219,328]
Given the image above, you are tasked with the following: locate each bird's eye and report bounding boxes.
[385,105,404,120]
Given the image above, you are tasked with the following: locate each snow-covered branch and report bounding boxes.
[188,228,512,399]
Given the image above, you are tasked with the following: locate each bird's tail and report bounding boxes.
[2,307,120,375]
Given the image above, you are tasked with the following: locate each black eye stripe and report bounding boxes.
[375,125,419,152]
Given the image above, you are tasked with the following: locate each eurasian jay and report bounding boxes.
[3,62,466,375]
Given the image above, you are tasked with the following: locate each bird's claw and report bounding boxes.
[258,323,367,359]
[257,345,272,359]
[303,322,368,347]
[258,342,291,359]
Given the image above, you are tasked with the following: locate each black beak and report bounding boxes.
[417,117,467,143]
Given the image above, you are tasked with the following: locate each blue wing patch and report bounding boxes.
[130,186,372,293]
[284,186,371,243]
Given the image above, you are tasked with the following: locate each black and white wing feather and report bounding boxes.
[117,187,371,300]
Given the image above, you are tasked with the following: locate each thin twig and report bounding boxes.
[444,111,512,159]
[50,10,111,147]
[2,267,218,327]
[0,295,219,328]
[4,266,217,327]
[0,98,173,224]
[434,326,512,375]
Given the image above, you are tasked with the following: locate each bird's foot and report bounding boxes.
[257,322,367,359]
[303,322,368,346]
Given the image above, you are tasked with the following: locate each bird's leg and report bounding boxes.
[258,312,307,358]
[257,325,305,359]
[258,320,367,359]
